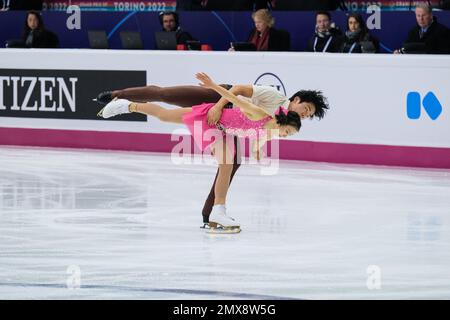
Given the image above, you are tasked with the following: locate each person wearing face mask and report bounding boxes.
[340,13,379,54]
[21,10,59,48]
[306,11,343,53]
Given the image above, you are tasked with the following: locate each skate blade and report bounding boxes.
[207,227,241,234]
[97,106,105,117]
[206,222,241,234]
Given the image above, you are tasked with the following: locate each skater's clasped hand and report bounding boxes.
[207,105,223,125]
[196,72,216,89]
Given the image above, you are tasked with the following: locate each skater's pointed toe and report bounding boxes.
[98,98,131,119]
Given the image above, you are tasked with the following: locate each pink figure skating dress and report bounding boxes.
[182,102,285,151]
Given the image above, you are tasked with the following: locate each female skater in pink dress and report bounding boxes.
[98,72,301,233]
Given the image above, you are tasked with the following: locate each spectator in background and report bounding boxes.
[230,9,290,51]
[159,11,195,45]
[394,4,449,54]
[21,10,59,48]
[306,11,343,53]
[340,13,379,53]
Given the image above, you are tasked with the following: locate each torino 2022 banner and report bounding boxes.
[41,0,443,11]
[42,0,177,11]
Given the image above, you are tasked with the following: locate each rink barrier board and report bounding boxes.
[1,127,449,169]
[0,50,449,169]
[0,49,449,150]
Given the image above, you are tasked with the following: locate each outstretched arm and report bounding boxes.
[196,72,270,120]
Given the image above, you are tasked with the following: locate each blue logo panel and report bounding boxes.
[406,92,421,119]
[422,92,443,120]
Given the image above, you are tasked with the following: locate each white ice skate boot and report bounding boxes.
[207,205,241,234]
[97,98,131,118]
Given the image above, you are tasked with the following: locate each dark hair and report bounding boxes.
[158,11,179,29]
[275,108,301,131]
[289,90,329,120]
[346,13,368,35]
[316,11,331,20]
[23,10,44,39]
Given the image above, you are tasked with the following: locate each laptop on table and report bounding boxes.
[231,42,256,51]
[88,30,109,49]
[120,31,143,50]
[154,31,177,50]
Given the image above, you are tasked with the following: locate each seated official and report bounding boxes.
[158,11,196,46]
[340,13,379,53]
[229,9,290,51]
[9,10,59,48]
[306,11,343,53]
[394,4,450,54]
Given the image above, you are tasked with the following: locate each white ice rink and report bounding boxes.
[0,146,449,299]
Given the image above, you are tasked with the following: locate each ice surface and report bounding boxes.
[0,146,449,299]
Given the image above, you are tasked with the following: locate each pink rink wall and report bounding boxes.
[1,127,450,169]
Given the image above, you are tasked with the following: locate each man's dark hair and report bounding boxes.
[289,90,329,120]
[158,11,180,29]
[316,11,331,20]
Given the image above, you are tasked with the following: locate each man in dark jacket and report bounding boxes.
[306,11,343,53]
[395,4,450,54]
[159,12,195,46]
